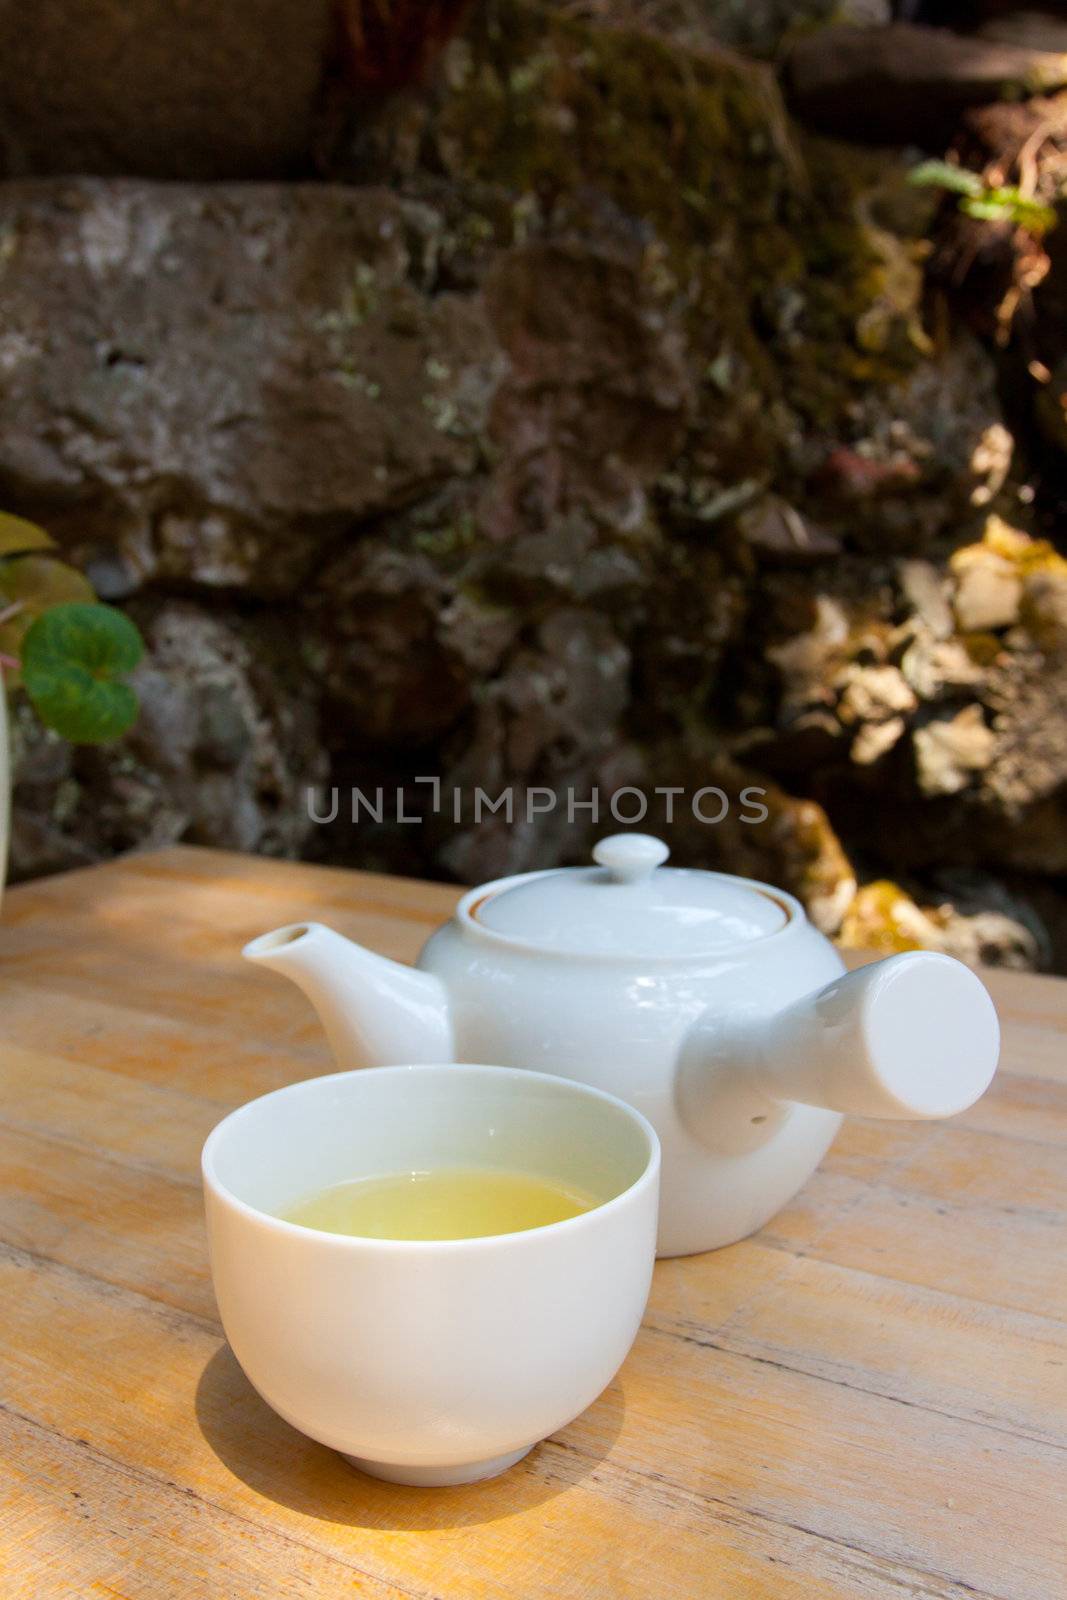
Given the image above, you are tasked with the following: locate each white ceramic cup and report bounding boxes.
[202,1063,660,1487]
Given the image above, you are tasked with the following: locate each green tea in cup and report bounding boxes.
[282,1166,598,1241]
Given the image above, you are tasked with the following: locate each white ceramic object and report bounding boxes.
[244,834,1000,1258]
[202,1063,659,1486]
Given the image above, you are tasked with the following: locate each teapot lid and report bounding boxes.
[472,834,789,957]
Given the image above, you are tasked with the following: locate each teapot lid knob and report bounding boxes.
[593,833,670,885]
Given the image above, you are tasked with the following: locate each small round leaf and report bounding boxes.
[22,602,144,744]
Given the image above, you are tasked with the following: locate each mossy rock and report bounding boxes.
[437,2,796,245]
[423,0,926,434]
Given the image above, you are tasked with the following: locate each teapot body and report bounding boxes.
[245,839,1000,1260]
[419,880,846,1257]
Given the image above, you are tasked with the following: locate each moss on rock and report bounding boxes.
[426,0,925,429]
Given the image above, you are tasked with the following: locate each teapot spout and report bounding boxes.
[243,922,453,1069]
[678,951,999,1151]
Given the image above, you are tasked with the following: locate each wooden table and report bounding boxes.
[1,847,1065,1600]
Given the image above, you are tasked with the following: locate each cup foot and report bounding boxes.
[341,1443,534,1487]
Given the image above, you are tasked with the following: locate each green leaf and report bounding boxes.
[908,160,983,198]
[0,511,55,558]
[960,196,1017,223]
[21,602,144,744]
[990,188,1058,233]
[960,191,1059,233]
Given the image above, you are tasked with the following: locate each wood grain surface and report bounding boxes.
[0,846,1064,1600]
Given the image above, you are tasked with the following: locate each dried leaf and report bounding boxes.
[0,511,55,558]
[0,556,96,688]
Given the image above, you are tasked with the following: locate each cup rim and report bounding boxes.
[201,1062,660,1254]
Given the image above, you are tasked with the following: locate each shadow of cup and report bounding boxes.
[195,1341,626,1532]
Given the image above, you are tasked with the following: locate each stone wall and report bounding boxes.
[1,0,1065,968]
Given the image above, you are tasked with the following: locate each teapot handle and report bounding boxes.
[677,952,999,1151]
[753,951,1000,1119]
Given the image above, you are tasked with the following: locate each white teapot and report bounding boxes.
[244,834,999,1257]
